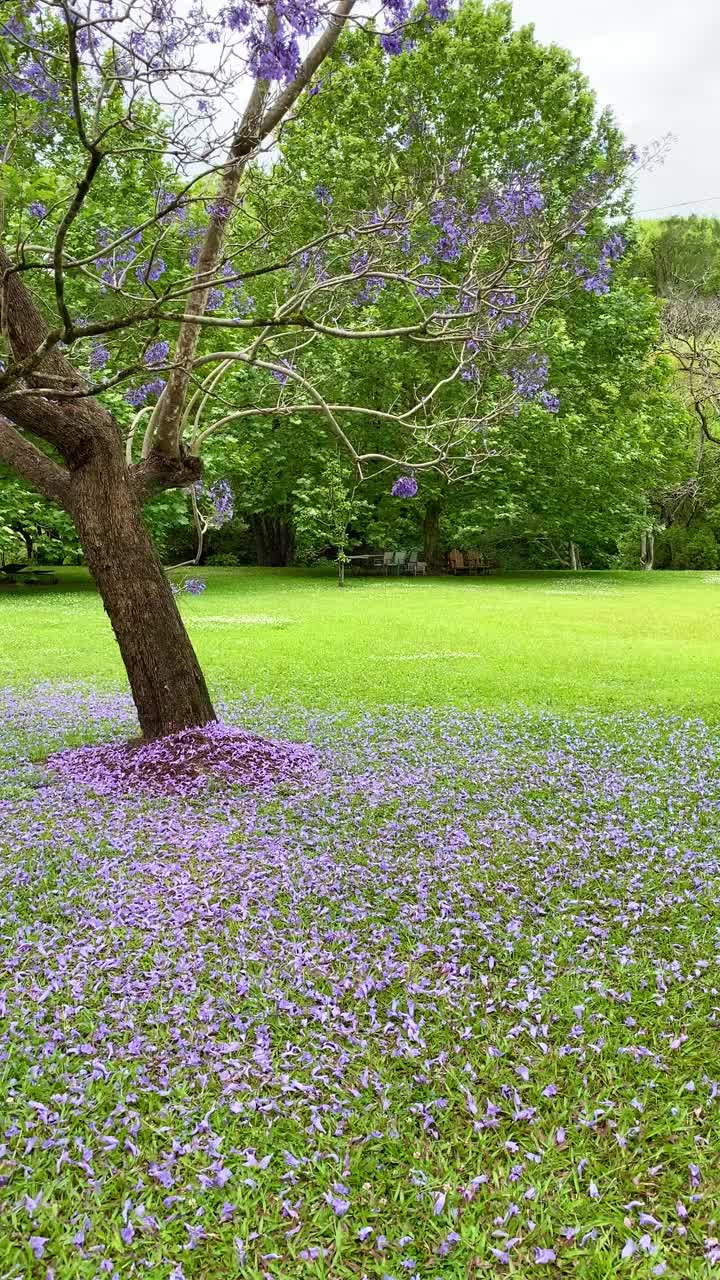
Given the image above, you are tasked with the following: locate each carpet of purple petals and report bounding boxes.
[2,685,720,1278]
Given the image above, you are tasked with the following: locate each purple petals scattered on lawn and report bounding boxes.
[1,685,720,1273]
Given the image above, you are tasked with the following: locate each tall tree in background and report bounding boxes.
[626,217,720,566]
[1,0,635,735]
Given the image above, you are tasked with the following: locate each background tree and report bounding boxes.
[0,466,78,563]
[204,2,661,571]
[622,217,720,569]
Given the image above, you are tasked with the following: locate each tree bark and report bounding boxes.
[13,522,33,561]
[640,530,654,570]
[2,243,215,739]
[249,513,294,566]
[423,500,442,570]
[69,445,215,739]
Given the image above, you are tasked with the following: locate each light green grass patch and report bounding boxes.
[1,566,720,716]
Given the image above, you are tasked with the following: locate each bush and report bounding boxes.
[205,553,241,567]
[656,524,720,570]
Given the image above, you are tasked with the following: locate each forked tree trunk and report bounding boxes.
[70,452,216,739]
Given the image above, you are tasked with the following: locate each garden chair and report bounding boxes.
[405,550,426,576]
[447,549,466,574]
[382,551,395,575]
[0,563,58,586]
[465,549,481,574]
[393,549,408,575]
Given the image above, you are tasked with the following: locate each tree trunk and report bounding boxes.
[640,530,654,570]
[13,522,33,561]
[249,513,294,566]
[423,500,442,570]
[569,540,581,571]
[70,453,216,739]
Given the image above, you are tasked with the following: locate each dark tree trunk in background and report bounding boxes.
[250,513,294,566]
[423,500,442,570]
[70,447,216,739]
[13,523,33,561]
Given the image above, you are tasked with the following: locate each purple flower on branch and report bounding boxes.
[391,474,418,498]
[510,353,558,411]
[89,344,110,372]
[27,201,47,220]
[144,340,170,367]
[249,27,301,82]
[12,61,59,104]
[135,258,166,284]
[207,478,234,526]
[380,30,404,55]
[124,378,166,407]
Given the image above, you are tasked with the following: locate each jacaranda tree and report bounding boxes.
[0,0,638,736]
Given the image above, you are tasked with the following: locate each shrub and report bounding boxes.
[206,553,241,566]
[657,524,720,570]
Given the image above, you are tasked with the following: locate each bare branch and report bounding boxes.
[147,0,358,459]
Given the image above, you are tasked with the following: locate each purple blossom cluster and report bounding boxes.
[575,232,626,296]
[135,257,167,285]
[8,59,59,104]
[426,171,546,266]
[493,170,546,224]
[0,685,718,1273]
[487,288,527,332]
[95,228,144,292]
[207,478,234,526]
[88,343,110,372]
[429,195,476,263]
[124,378,166,407]
[510,354,560,413]
[391,474,418,497]
[144,339,170,367]
[353,276,386,307]
[174,575,207,596]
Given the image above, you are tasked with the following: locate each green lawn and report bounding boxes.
[2,566,720,713]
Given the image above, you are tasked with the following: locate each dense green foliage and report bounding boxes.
[620,217,720,570]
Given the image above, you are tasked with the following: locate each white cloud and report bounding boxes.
[508,0,720,218]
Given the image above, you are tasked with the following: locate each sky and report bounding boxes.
[509,0,720,220]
